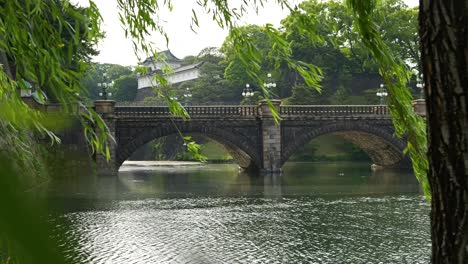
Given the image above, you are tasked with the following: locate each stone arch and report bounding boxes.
[281,121,410,168]
[115,122,260,170]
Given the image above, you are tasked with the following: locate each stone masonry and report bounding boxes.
[91,100,427,176]
[94,100,118,175]
[259,100,282,173]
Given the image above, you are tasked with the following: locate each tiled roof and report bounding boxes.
[142,50,182,64]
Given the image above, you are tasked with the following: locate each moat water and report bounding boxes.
[47,162,431,263]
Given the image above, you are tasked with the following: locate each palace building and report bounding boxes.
[136,50,202,101]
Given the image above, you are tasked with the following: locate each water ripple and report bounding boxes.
[53,195,430,263]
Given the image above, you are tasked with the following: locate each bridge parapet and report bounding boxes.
[187,105,258,117]
[115,105,259,118]
[115,105,392,119]
[280,105,390,118]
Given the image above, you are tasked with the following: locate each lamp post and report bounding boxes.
[97,73,113,100]
[242,83,253,97]
[264,73,277,99]
[183,87,192,106]
[376,83,388,105]
[242,83,254,104]
[416,74,425,99]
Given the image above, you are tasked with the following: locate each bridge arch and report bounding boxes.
[115,122,261,171]
[281,121,410,168]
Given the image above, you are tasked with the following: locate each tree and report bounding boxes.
[189,49,232,103]
[379,1,420,72]
[281,0,359,93]
[419,0,468,262]
[329,85,352,105]
[191,62,235,103]
[285,84,330,105]
[81,63,132,101]
[221,25,277,98]
[111,75,138,101]
[281,0,419,105]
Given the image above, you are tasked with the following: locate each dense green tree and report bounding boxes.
[80,63,105,100]
[378,1,419,72]
[204,0,419,105]
[281,0,418,104]
[221,25,279,98]
[110,74,138,101]
[285,84,329,105]
[181,55,198,65]
[191,62,235,103]
[329,85,352,105]
[174,47,241,104]
[105,64,132,79]
[80,63,132,101]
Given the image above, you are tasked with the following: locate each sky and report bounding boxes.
[72,0,419,66]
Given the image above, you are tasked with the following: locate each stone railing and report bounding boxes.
[186,106,258,116]
[116,101,239,106]
[114,104,393,119]
[280,105,390,117]
[115,106,171,117]
[115,105,259,118]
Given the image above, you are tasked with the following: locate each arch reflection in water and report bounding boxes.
[281,161,420,196]
[116,161,420,198]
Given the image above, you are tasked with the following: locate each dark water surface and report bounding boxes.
[47,162,430,263]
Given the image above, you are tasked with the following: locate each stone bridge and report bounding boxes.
[94,100,418,175]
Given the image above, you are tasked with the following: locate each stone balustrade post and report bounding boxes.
[258,99,282,174]
[94,100,117,175]
[412,99,427,117]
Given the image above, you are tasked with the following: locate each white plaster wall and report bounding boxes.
[138,75,157,89]
[137,68,200,89]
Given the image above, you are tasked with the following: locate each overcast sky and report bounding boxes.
[72,0,419,66]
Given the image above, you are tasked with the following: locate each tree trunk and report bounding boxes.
[419,0,468,263]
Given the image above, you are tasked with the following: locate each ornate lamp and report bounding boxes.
[376,83,388,105]
[264,73,277,98]
[97,73,113,100]
[242,83,253,97]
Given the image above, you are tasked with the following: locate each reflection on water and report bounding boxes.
[48,162,430,263]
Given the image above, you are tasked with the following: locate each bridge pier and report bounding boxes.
[94,100,118,175]
[412,99,427,117]
[259,100,282,174]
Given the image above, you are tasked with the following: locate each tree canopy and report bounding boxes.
[164,0,419,106]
